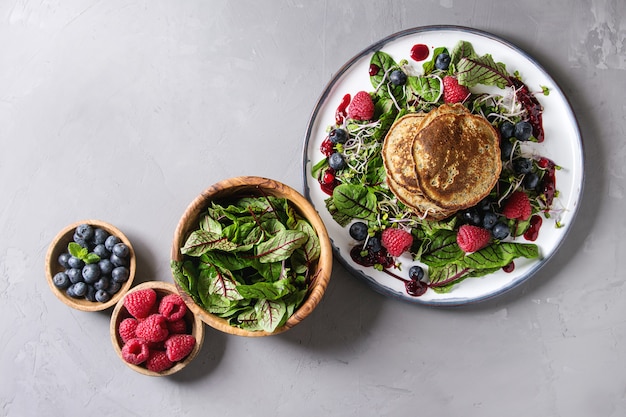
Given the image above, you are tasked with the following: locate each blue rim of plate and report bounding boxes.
[301,25,585,306]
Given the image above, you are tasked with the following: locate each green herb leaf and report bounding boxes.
[408,75,441,103]
[450,40,477,67]
[68,242,88,259]
[255,299,287,333]
[456,54,510,88]
[255,229,307,263]
[332,183,378,221]
[181,230,238,256]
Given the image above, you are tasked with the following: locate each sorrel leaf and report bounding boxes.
[255,229,307,263]
[181,230,238,256]
[456,54,510,88]
[255,299,287,332]
[332,183,377,221]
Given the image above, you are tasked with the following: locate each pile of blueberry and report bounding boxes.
[52,224,132,303]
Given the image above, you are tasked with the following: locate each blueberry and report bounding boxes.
[367,237,382,253]
[93,244,110,259]
[82,263,101,284]
[112,243,130,258]
[75,224,94,241]
[67,256,84,269]
[514,121,533,141]
[84,285,97,302]
[434,52,451,70]
[408,265,425,281]
[390,69,407,86]
[483,212,498,230]
[500,139,514,160]
[492,222,510,240]
[349,221,369,241]
[513,158,533,175]
[94,276,110,291]
[524,172,540,190]
[329,128,348,144]
[93,228,109,245]
[98,259,114,275]
[499,121,515,139]
[107,281,122,295]
[95,289,111,303]
[68,282,87,298]
[111,266,130,283]
[462,208,482,226]
[66,268,83,284]
[73,233,89,249]
[328,152,346,170]
[478,198,493,212]
[105,235,121,251]
[110,254,128,267]
[58,253,71,269]
[53,272,71,289]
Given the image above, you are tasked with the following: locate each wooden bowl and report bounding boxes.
[171,176,333,337]
[110,281,205,376]
[45,220,136,311]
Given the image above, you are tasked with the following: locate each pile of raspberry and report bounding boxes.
[118,288,196,373]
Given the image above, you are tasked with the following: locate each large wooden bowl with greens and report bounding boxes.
[170,176,333,337]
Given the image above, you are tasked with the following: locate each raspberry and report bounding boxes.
[442,75,470,104]
[381,228,413,257]
[167,319,188,334]
[159,293,187,322]
[165,334,196,362]
[123,288,157,319]
[456,224,491,253]
[347,91,375,121]
[502,191,532,221]
[118,317,138,343]
[146,350,174,373]
[135,314,169,343]
[121,338,150,365]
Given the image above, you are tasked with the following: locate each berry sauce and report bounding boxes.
[410,44,430,61]
[524,215,543,241]
[369,64,380,76]
[538,157,557,208]
[335,93,351,125]
[511,78,544,143]
[503,261,515,273]
[350,246,427,296]
[319,168,337,195]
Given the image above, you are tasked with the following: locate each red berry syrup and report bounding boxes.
[335,93,351,125]
[503,261,515,273]
[538,157,557,208]
[410,44,430,61]
[369,64,380,76]
[524,215,543,241]
[510,78,545,143]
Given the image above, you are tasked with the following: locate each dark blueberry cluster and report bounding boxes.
[53,224,131,303]
[461,201,510,241]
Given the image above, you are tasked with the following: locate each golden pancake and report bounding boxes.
[412,111,501,211]
[381,113,426,191]
[386,175,455,220]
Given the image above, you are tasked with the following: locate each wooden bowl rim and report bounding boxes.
[45,219,136,312]
[109,281,205,376]
[171,176,333,337]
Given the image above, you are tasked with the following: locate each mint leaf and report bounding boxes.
[83,253,101,265]
[68,242,88,259]
[456,54,510,88]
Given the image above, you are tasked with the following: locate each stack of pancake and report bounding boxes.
[382,104,501,220]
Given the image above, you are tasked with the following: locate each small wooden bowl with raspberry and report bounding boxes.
[110,281,204,376]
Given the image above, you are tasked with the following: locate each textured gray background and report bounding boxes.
[1,0,625,416]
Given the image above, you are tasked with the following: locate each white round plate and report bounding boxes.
[302,26,584,306]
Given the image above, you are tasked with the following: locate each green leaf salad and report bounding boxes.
[312,40,563,297]
[171,195,320,332]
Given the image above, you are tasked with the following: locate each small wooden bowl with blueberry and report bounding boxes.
[45,220,136,312]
